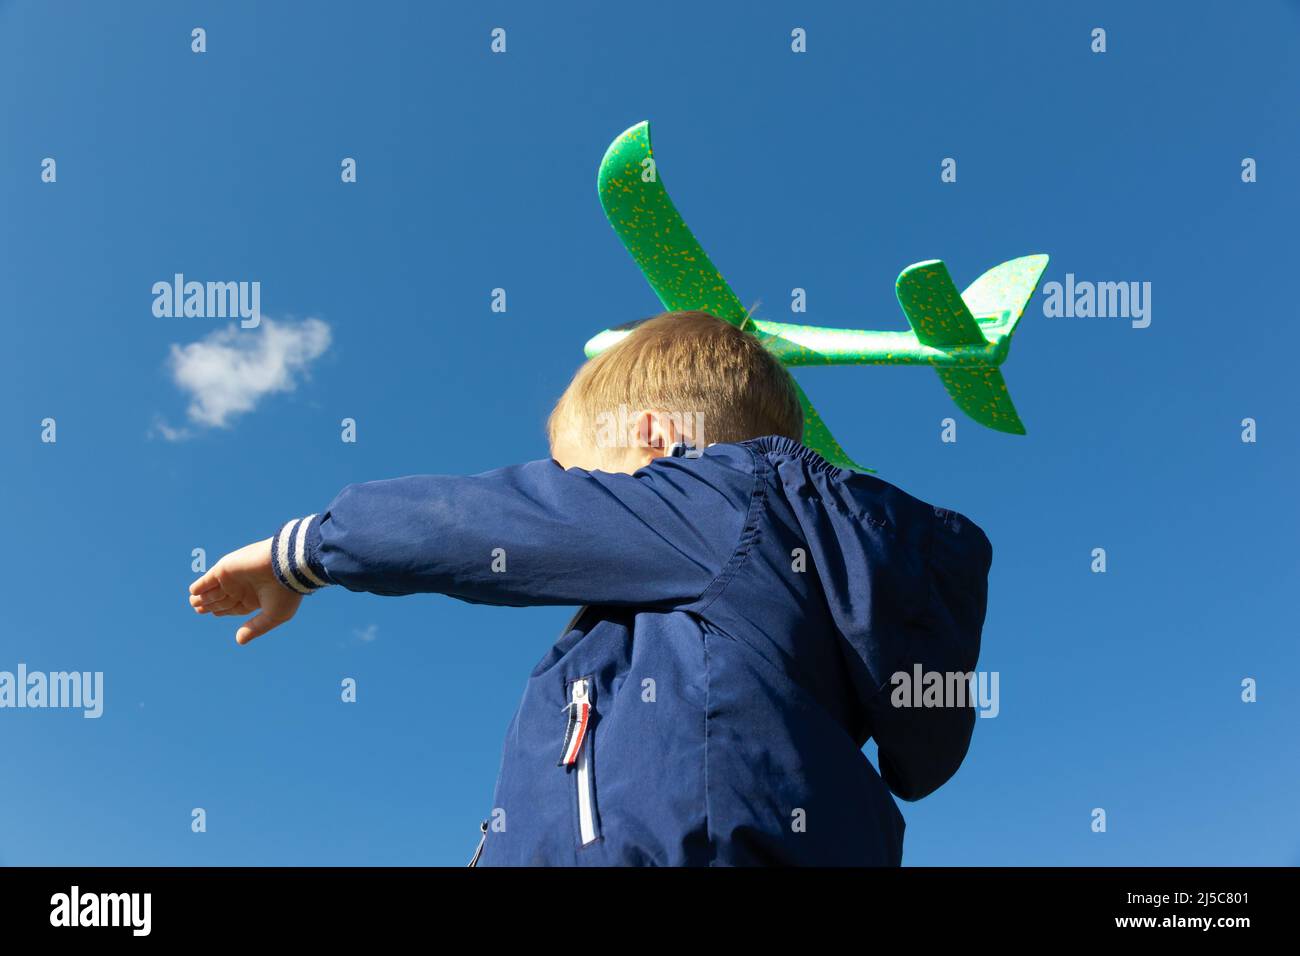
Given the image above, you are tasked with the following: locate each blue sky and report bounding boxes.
[1,0,1297,865]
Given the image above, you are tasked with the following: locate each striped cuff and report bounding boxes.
[271,514,332,595]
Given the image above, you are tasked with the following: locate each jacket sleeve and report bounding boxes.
[269,453,753,609]
[868,507,991,801]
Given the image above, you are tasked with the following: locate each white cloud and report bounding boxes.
[354,624,379,643]
[148,415,191,442]
[165,318,331,429]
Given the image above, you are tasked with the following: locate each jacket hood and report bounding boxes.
[750,435,992,799]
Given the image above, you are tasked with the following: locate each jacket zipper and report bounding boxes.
[466,819,488,867]
[559,677,599,845]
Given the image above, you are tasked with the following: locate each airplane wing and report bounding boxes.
[598,121,750,325]
[598,121,873,469]
[789,375,875,473]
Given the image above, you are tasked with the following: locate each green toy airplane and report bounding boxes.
[584,121,1050,472]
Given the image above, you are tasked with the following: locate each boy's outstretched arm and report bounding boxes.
[189,454,750,643]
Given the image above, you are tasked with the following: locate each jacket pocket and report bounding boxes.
[558,676,601,846]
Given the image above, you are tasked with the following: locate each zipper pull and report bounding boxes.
[557,678,592,768]
[467,819,489,868]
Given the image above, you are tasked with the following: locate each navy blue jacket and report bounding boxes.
[271,435,991,866]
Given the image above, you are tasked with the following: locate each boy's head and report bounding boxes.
[549,311,804,473]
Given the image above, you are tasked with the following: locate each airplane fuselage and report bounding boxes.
[584,315,1014,368]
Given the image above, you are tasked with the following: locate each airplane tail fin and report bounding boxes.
[934,367,1026,435]
[896,255,1048,436]
[959,253,1049,343]
[945,254,1048,434]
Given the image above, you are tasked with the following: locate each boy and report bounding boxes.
[188,311,991,866]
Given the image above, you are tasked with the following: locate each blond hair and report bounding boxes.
[548,311,804,449]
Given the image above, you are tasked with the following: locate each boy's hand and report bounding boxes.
[188,538,303,645]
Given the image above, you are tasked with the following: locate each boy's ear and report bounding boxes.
[631,409,680,463]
